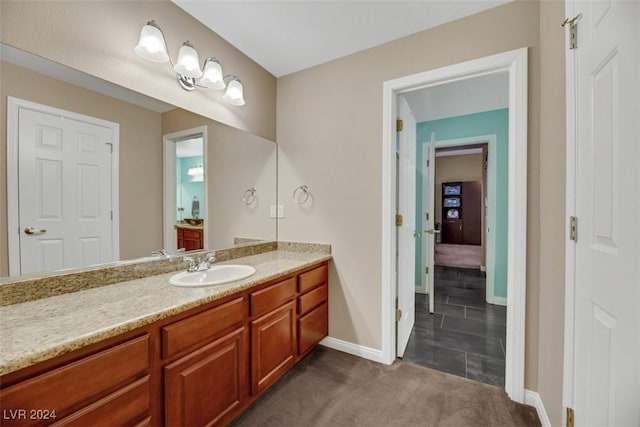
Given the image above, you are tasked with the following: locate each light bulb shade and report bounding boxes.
[134,22,169,63]
[200,58,225,90]
[222,78,245,106]
[174,42,203,78]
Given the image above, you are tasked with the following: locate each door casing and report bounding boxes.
[163,126,209,252]
[382,48,528,402]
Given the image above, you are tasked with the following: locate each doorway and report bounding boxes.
[382,48,528,402]
[163,126,208,252]
[405,137,507,387]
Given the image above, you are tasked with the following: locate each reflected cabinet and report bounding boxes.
[441,181,482,245]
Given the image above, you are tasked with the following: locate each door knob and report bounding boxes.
[425,229,441,235]
[24,227,47,235]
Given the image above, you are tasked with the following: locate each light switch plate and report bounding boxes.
[277,205,284,218]
[270,205,277,218]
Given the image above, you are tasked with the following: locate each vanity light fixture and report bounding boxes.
[187,165,204,176]
[134,20,245,106]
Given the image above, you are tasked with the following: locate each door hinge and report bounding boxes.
[425,266,429,274]
[110,211,113,221]
[426,212,429,221]
[569,216,578,241]
[562,14,582,49]
[396,214,403,226]
[566,407,574,427]
[396,119,403,132]
[426,159,430,167]
[105,142,113,153]
[396,309,402,321]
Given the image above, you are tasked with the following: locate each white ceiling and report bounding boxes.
[172,0,511,77]
[401,72,509,123]
[176,137,204,158]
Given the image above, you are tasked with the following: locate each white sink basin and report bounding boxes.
[170,265,256,287]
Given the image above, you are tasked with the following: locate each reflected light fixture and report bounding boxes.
[187,165,204,176]
[134,20,245,106]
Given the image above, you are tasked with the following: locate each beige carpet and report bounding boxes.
[435,244,482,269]
[231,347,540,427]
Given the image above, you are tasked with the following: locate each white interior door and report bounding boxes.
[570,0,640,425]
[396,96,416,357]
[17,107,114,274]
[424,134,437,314]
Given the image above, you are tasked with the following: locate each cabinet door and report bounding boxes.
[442,219,463,244]
[298,302,328,356]
[250,301,296,395]
[461,181,482,245]
[164,327,247,427]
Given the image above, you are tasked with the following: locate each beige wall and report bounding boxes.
[537,0,566,425]
[0,61,163,276]
[434,154,483,224]
[162,109,277,249]
[0,0,276,141]
[277,0,568,421]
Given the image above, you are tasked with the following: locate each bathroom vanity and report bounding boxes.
[0,246,330,427]
[175,223,205,251]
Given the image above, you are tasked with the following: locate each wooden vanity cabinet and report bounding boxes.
[161,297,248,427]
[249,278,297,395]
[0,334,153,427]
[164,327,247,427]
[176,226,203,251]
[297,265,329,357]
[0,261,329,427]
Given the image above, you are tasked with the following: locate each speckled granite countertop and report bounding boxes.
[0,250,331,376]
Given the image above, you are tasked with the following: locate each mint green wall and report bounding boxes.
[415,108,508,299]
[177,155,204,219]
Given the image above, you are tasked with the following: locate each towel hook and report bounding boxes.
[293,185,311,205]
[242,187,257,205]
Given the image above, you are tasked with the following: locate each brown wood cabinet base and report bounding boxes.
[0,261,329,427]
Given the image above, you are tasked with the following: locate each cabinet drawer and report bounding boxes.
[181,229,202,239]
[298,303,328,356]
[298,283,328,316]
[250,277,296,317]
[0,335,149,426]
[51,376,150,427]
[298,264,327,293]
[162,297,244,359]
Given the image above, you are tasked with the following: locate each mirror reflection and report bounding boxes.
[0,44,277,278]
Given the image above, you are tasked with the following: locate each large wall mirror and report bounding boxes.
[0,43,277,278]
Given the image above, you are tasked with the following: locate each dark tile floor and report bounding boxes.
[401,266,507,387]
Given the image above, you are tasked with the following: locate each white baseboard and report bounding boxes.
[320,337,386,364]
[524,389,551,427]
[493,296,507,306]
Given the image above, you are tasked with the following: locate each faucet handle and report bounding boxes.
[183,256,197,272]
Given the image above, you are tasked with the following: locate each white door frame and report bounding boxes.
[162,126,209,251]
[382,48,528,402]
[426,135,499,306]
[6,96,120,276]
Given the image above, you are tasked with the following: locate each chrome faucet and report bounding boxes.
[183,252,216,272]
